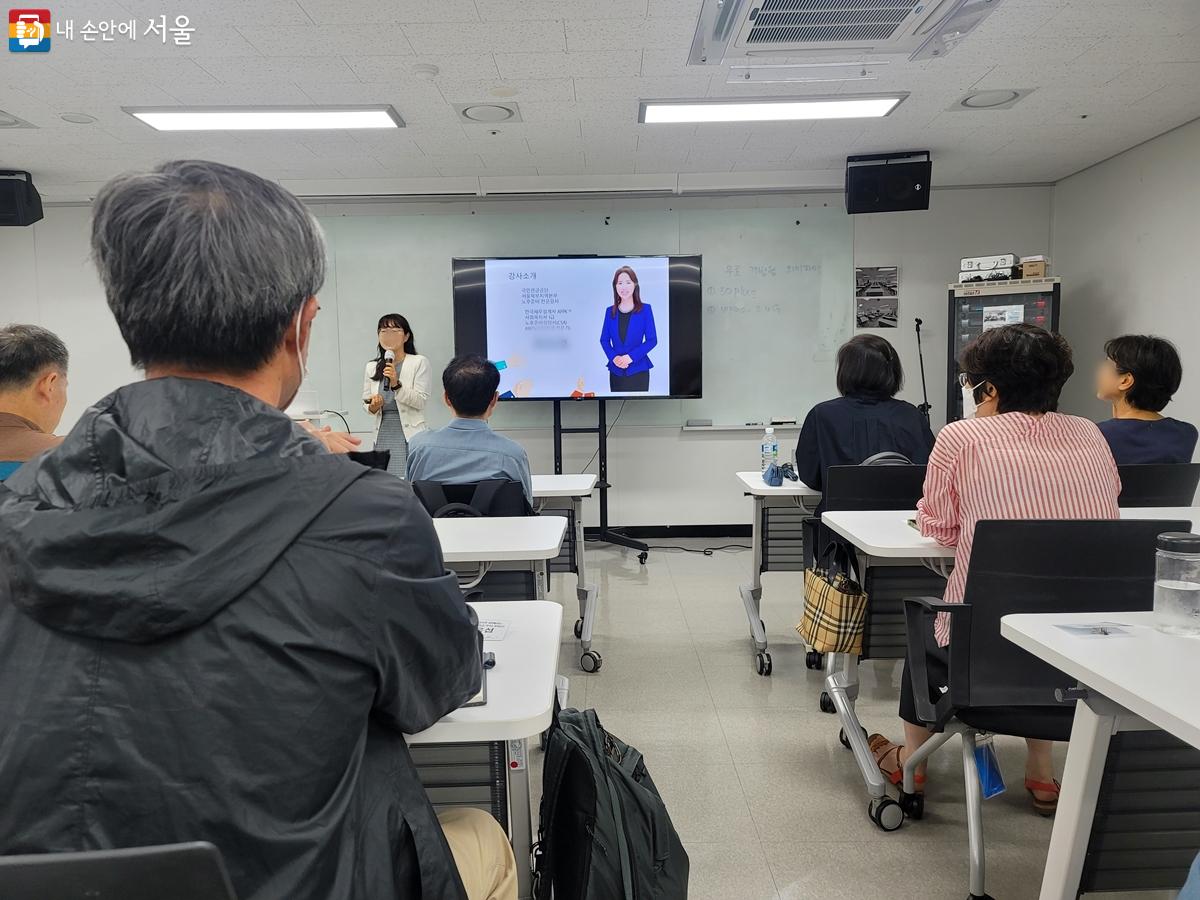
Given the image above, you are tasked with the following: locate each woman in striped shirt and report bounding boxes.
[870,324,1120,815]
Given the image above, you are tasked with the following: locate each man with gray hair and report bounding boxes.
[0,161,515,900]
[0,324,69,477]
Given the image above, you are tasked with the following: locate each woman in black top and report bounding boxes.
[1095,335,1197,464]
[796,334,935,505]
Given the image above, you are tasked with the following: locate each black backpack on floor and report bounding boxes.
[533,708,689,900]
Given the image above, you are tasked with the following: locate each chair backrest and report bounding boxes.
[0,460,22,481]
[823,464,927,512]
[861,451,912,467]
[950,519,1188,709]
[412,480,532,518]
[1117,463,1200,508]
[0,842,238,900]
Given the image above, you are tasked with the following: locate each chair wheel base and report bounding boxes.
[580,651,602,673]
[573,619,583,640]
[805,650,824,670]
[819,691,836,714]
[638,552,648,565]
[755,651,773,676]
[868,797,904,832]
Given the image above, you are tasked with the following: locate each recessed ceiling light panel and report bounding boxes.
[124,105,404,131]
[949,88,1035,112]
[60,112,97,124]
[640,94,906,124]
[454,102,522,124]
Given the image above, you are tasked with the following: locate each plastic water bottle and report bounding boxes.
[1154,532,1200,636]
[760,427,779,473]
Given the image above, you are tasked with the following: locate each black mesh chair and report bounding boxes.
[899,518,1188,900]
[413,480,538,601]
[0,842,238,900]
[1117,463,1200,508]
[804,465,943,707]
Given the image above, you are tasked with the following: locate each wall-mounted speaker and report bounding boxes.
[0,171,44,227]
[845,152,931,215]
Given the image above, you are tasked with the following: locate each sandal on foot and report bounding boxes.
[1025,778,1060,816]
[868,734,927,791]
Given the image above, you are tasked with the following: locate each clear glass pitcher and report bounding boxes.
[1154,532,1200,636]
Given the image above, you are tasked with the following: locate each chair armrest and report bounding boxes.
[902,596,969,728]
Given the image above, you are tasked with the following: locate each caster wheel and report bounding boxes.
[868,797,904,832]
[638,552,648,565]
[899,790,925,821]
[573,619,583,640]
[819,692,836,714]
[805,650,824,670]
[580,650,603,673]
[838,726,868,750]
[754,651,773,677]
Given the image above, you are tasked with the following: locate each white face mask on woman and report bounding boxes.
[961,383,980,420]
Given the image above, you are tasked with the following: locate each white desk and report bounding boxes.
[434,516,567,603]
[815,506,1200,824]
[409,600,562,900]
[1003,611,1200,899]
[822,506,1200,561]
[532,474,602,672]
[734,471,821,676]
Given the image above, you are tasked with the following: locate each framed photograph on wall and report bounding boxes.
[855,266,899,328]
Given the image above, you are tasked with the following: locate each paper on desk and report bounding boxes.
[478,620,508,641]
[1055,622,1134,639]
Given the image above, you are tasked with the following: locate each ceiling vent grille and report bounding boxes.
[689,0,1007,64]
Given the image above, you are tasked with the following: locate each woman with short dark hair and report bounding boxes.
[795,334,933,505]
[1095,334,1196,464]
[869,324,1121,816]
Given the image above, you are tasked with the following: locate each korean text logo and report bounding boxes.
[9,8,50,51]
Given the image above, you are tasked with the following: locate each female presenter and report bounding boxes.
[599,266,658,393]
[362,313,431,477]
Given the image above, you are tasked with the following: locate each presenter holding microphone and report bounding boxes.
[363,313,431,477]
[600,266,657,393]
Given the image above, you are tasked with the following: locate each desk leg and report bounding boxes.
[825,652,886,799]
[739,495,770,675]
[574,497,600,652]
[1039,697,1115,900]
[533,560,546,602]
[507,737,533,900]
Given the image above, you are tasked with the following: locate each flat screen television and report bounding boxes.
[452,255,702,400]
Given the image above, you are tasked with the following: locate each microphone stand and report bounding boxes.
[914,317,932,425]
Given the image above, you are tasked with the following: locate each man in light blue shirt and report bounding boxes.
[407,354,533,502]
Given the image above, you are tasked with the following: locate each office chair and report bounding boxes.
[412,480,532,519]
[1117,463,1200,507]
[0,460,22,481]
[0,842,238,900]
[898,518,1188,900]
[413,480,538,602]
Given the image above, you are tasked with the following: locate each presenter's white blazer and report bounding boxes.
[362,355,431,445]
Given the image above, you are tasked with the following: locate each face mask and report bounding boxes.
[961,383,980,420]
[281,314,310,411]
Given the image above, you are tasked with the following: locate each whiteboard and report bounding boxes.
[307,206,852,431]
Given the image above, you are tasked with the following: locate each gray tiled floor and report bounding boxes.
[533,539,1176,900]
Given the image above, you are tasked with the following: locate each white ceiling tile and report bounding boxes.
[639,49,699,77]
[566,18,695,51]
[646,0,705,18]
[81,24,262,58]
[403,21,566,55]
[475,0,648,21]
[573,75,707,103]
[437,78,575,103]
[583,154,637,174]
[117,0,315,25]
[159,82,316,105]
[1040,0,1200,37]
[349,54,501,82]
[44,57,219,86]
[236,24,414,57]
[535,155,589,175]
[296,0,480,24]
[1081,33,1200,65]
[494,50,643,79]
[193,56,362,85]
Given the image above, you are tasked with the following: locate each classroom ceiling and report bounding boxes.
[2,0,1199,200]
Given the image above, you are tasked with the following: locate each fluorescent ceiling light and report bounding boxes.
[125,106,403,131]
[640,95,905,124]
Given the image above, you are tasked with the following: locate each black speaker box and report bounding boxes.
[0,171,45,227]
[845,153,931,214]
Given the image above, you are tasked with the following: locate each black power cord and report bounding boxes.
[578,399,627,475]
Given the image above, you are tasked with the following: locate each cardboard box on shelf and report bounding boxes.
[1020,260,1048,278]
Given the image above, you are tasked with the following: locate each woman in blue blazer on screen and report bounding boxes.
[600,265,658,393]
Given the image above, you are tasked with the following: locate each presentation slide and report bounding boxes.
[454,255,702,401]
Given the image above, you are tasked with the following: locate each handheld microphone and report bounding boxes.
[383,349,396,390]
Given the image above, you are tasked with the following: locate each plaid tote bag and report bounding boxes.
[797,541,868,655]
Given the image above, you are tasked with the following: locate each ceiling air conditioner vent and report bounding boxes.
[689,0,1006,64]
